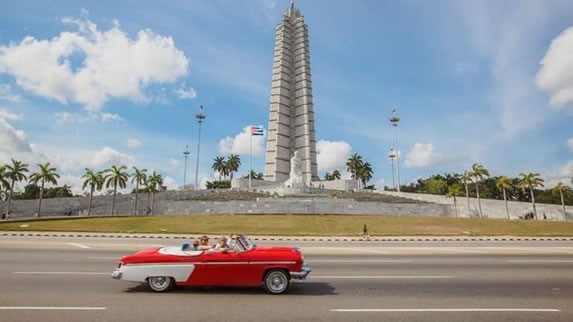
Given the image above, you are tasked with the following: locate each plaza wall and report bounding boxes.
[1,190,453,218]
[377,191,571,221]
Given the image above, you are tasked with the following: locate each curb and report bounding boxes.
[1,231,572,242]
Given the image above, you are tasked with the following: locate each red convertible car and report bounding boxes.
[111,235,310,294]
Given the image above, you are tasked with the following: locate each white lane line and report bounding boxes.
[507,260,573,263]
[312,275,454,279]
[318,247,390,254]
[309,260,413,263]
[330,308,560,312]
[69,243,91,249]
[438,247,487,254]
[0,307,106,311]
[14,272,108,275]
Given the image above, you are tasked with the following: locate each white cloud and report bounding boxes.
[54,111,124,124]
[169,158,179,167]
[316,140,352,172]
[218,125,266,157]
[568,138,573,152]
[0,11,189,111]
[405,143,441,168]
[0,83,22,102]
[162,176,178,190]
[0,108,22,121]
[536,26,573,112]
[541,161,573,188]
[0,117,33,161]
[91,147,135,169]
[176,85,197,99]
[127,138,141,148]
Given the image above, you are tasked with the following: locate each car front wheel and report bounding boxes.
[147,276,174,292]
[263,270,289,294]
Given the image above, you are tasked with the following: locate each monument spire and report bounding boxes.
[264,0,318,183]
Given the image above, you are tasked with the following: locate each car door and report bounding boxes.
[200,251,253,286]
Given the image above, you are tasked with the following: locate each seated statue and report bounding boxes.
[284,150,304,188]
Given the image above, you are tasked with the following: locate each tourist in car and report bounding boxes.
[213,236,232,252]
[197,236,213,250]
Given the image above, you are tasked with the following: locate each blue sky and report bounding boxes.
[0,0,572,194]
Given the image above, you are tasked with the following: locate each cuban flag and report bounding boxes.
[251,126,264,136]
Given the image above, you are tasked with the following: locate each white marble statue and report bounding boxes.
[284,150,304,188]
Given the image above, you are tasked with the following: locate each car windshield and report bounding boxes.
[238,235,256,251]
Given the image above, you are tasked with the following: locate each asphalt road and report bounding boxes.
[1,236,572,322]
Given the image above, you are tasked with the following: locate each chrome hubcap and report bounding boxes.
[150,277,168,288]
[268,272,286,292]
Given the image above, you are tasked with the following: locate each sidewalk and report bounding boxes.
[2,231,572,242]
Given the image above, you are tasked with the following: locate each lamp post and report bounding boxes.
[390,108,401,192]
[194,105,206,190]
[388,148,396,190]
[183,145,190,190]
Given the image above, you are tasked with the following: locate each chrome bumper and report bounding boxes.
[290,264,311,280]
[111,270,122,280]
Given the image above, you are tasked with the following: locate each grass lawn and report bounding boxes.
[1,215,573,236]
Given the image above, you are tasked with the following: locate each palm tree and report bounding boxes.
[552,182,571,221]
[496,176,513,220]
[212,156,226,181]
[4,159,29,217]
[0,165,10,201]
[104,165,129,216]
[461,171,472,217]
[131,167,147,216]
[356,162,373,189]
[226,154,241,181]
[29,162,60,217]
[518,172,545,220]
[332,170,341,180]
[243,170,263,180]
[147,171,163,215]
[81,168,103,216]
[471,163,489,218]
[346,153,363,181]
[446,185,462,217]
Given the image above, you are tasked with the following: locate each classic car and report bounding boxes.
[111,235,310,294]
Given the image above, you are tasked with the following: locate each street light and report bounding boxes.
[388,148,396,190]
[194,105,206,190]
[183,145,190,190]
[390,108,401,192]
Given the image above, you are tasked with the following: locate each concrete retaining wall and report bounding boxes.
[377,191,571,221]
[1,191,453,218]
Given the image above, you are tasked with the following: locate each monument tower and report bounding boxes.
[264,1,318,183]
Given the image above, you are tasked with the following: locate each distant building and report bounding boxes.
[264,1,318,184]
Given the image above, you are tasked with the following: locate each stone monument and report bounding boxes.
[284,150,304,188]
[264,1,318,185]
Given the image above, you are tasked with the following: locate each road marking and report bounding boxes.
[507,260,573,263]
[318,247,390,254]
[0,307,106,311]
[312,275,454,279]
[309,260,413,263]
[69,243,91,249]
[330,308,560,312]
[438,247,486,254]
[14,272,108,275]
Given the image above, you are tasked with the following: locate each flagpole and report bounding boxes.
[249,127,252,191]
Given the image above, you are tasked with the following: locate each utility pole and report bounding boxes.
[194,105,206,190]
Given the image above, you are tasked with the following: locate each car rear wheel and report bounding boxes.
[147,276,174,292]
[263,269,289,294]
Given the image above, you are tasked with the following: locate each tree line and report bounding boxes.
[1,159,164,217]
[396,163,573,220]
[207,152,376,189]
